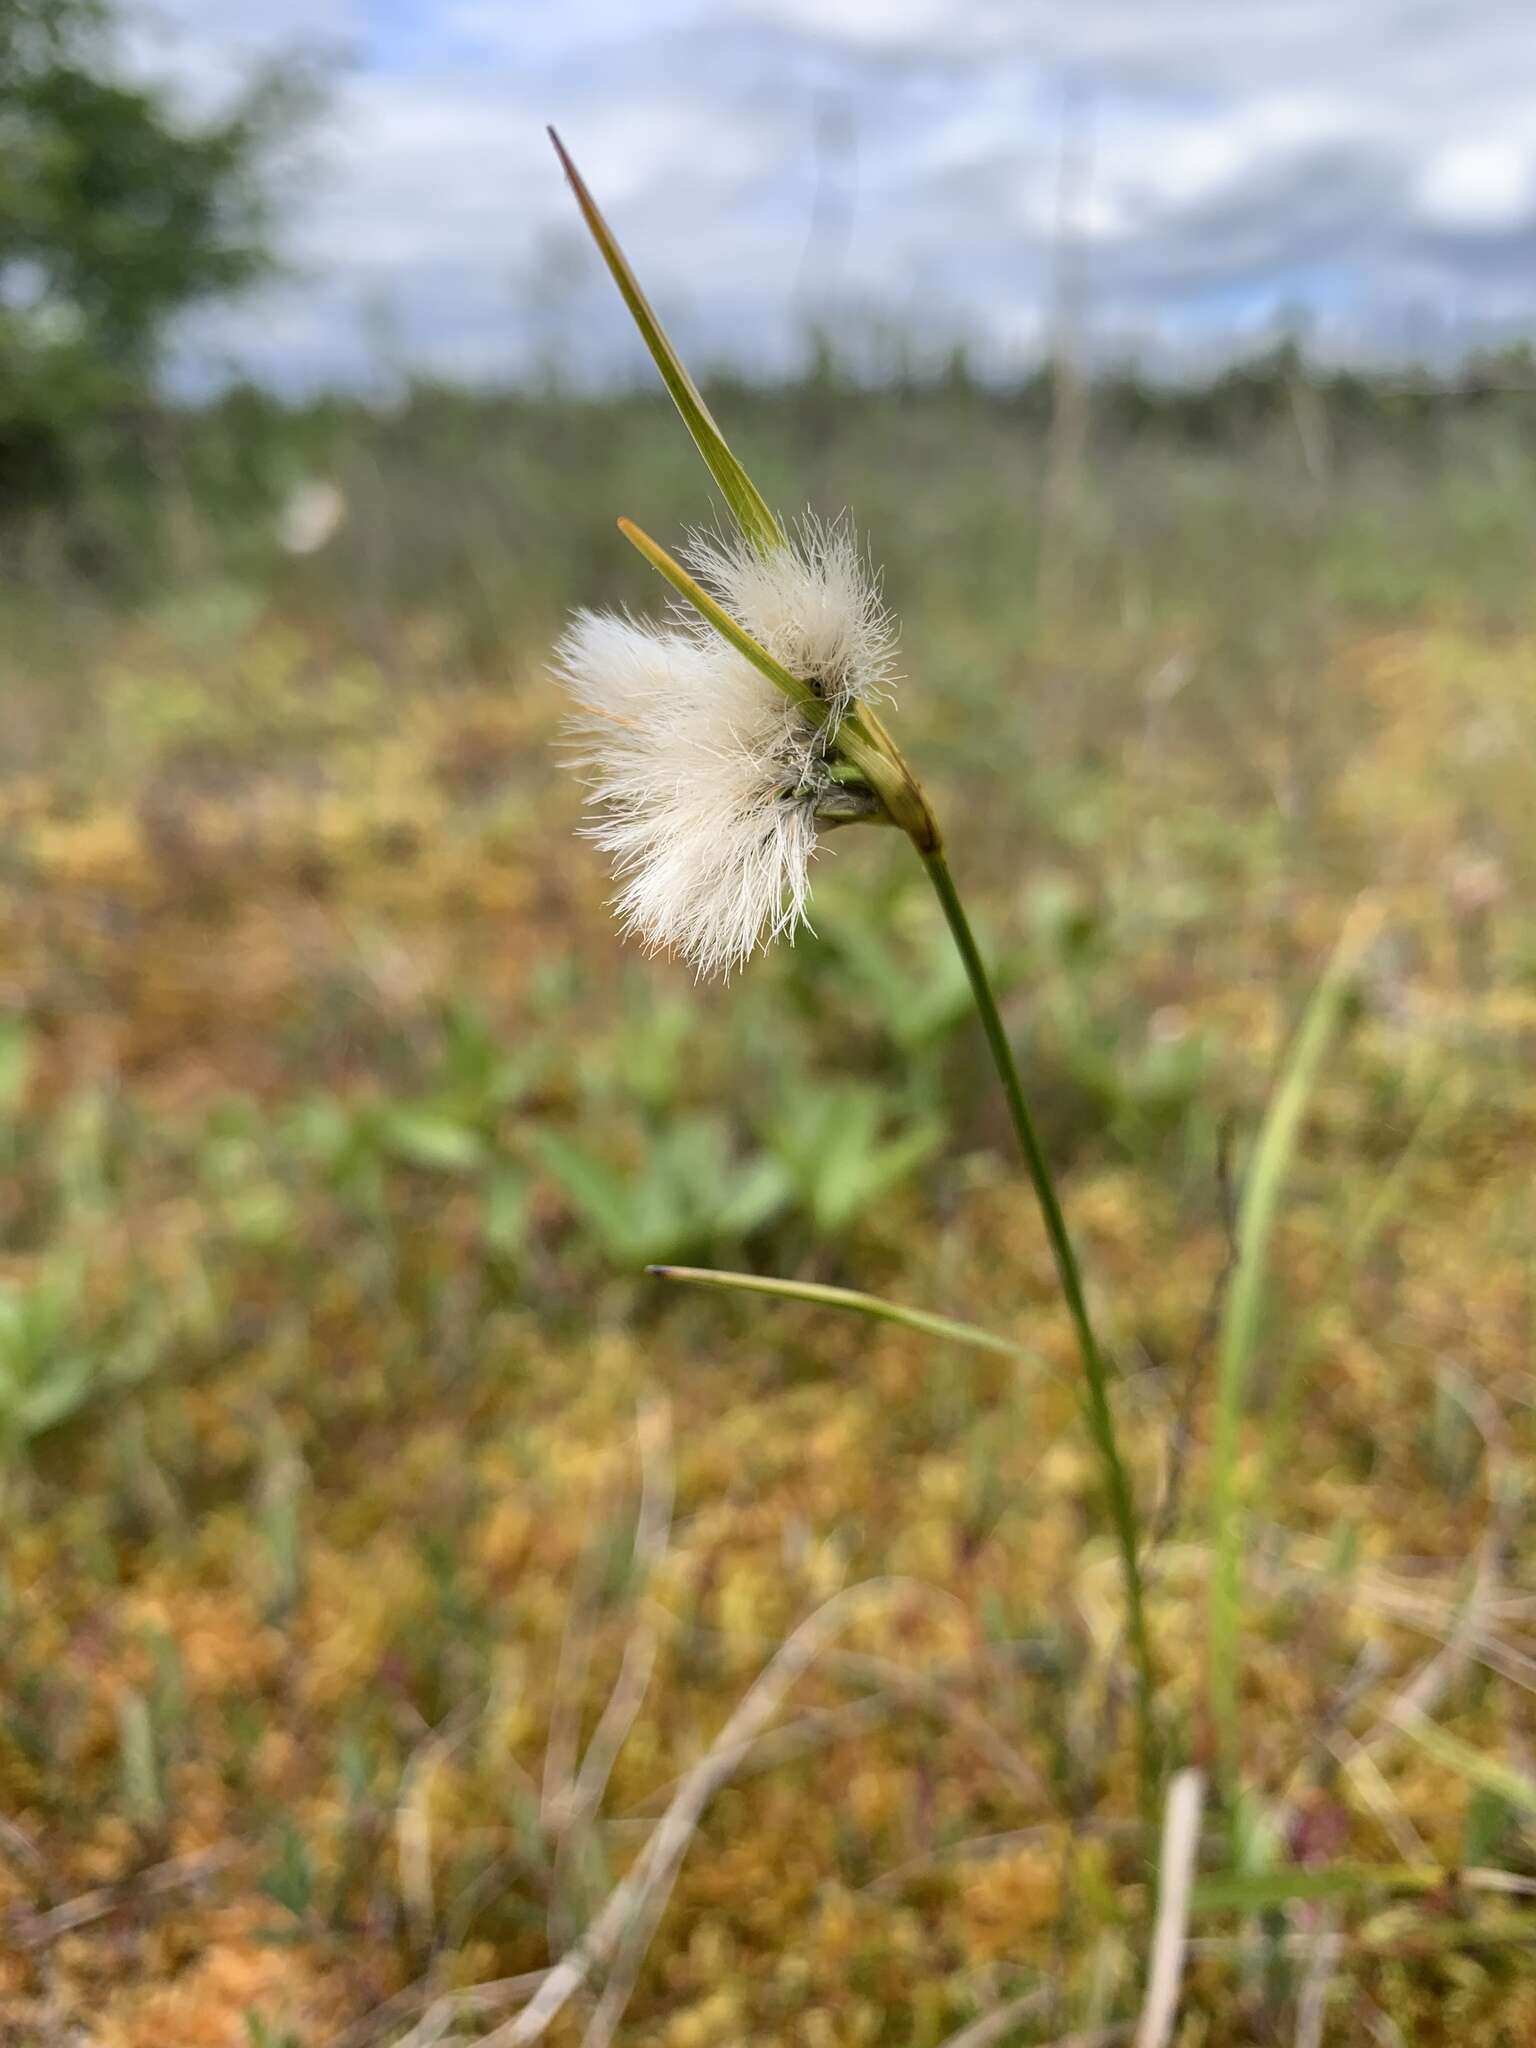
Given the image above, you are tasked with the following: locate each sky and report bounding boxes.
[123,0,1536,391]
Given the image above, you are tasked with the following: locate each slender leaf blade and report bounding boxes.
[1390,1706,1536,1818]
[1192,1863,1443,1914]
[618,518,821,714]
[549,128,782,555]
[647,1262,1040,1362]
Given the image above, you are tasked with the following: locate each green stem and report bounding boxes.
[921,845,1159,1827]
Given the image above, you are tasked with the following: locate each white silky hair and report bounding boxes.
[682,514,897,719]
[553,520,896,978]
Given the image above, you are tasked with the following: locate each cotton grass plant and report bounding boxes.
[554,513,900,979]
[546,130,1160,1833]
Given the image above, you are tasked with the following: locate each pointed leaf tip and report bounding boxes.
[550,133,783,557]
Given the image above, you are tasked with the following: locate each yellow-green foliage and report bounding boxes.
[3,454,1536,2044]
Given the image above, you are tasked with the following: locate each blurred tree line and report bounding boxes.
[0,0,317,518]
[1,0,1533,598]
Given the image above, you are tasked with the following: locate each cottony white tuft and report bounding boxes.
[682,515,897,718]
[554,520,895,978]
[555,612,825,979]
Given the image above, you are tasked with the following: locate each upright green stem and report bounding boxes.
[922,846,1158,1825]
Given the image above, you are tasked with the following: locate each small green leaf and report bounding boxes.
[0,1016,31,1120]
[376,1107,486,1173]
[764,1081,941,1233]
[13,1354,97,1437]
[1463,1784,1520,1866]
[713,1154,793,1240]
[550,128,782,556]
[116,1690,165,1832]
[259,1818,316,1919]
[483,1167,532,1260]
[531,1128,647,1264]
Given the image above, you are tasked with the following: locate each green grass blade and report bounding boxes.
[549,129,783,556]
[647,1263,1039,1362]
[1191,1862,1443,1913]
[617,519,820,714]
[1208,897,1381,1786]
[1389,1706,1536,1818]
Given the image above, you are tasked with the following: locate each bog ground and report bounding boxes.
[3,392,1536,2043]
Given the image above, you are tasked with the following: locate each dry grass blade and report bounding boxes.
[1134,1768,1205,2048]
[1293,1915,1344,2048]
[825,1646,1048,1803]
[1026,2031,1128,2048]
[861,1825,1090,1901]
[540,1554,602,1841]
[934,1986,1050,2047]
[7,1845,239,1950]
[481,1578,923,2046]
[569,1400,673,1823]
[1354,1365,1521,1782]
[382,1972,552,2048]
[1326,1733,1432,1866]
[1386,1702,1536,1818]
[0,1817,45,1891]
[624,1695,893,1818]
[397,1706,479,1955]
[547,1401,674,1953]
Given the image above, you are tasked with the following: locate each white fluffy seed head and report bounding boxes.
[555,611,826,978]
[682,514,898,719]
[553,518,897,978]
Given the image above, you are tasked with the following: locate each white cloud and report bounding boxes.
[1419,142,1535,233]
[136,0,1536,388]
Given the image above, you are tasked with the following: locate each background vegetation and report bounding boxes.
[4,9,1536,2042]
